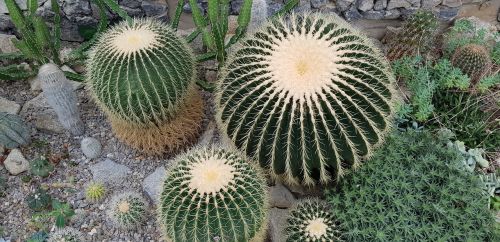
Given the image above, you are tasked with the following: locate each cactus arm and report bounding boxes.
[207,0,227,64]
[272,0,298,17]
[50,0,62,64]
[33,16,51,64]
[225,0,252,49]
[100,0,132,24]
[0,52,26,62]
[171,0,184,30]
[188,0,215,50]
[185,29,200,43]
[27,0,37,17]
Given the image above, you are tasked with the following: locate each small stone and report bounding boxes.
[142,0,168,18]
[358,0,374,12]
[0,14,14,32]
[336,0,353,12]
[4,149,29,175]
[421,0,441,8]
[0,34,18,53]
[374,0,387,10]
[387,0,411,10]
[268,208,289,242]
[142,166,166,203]
[0,97,20,114]
[81,137,102,159]
[363,10,385,20]
[310,0,329,9]
[344,7,363,22]
[89,159,131,185]
[442,0,462,7]
[438,7,460,21]
[269,182,296,208]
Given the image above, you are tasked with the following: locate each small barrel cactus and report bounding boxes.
[48,228,83,242]
[38,64,85,136]
[285,199,341,242]
[159,146,268,242]
[451,44,492,83]
[85,182,106,202]
[0,112,30,149]
[216,12,396,185]
[107,191,147,229]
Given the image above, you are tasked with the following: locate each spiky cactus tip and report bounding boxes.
[48,228,84,242]
[159,146,269,242]
[0,112,30,149]
[107,191,147,229]
[451,44,492,83]
[285,199,341,242]
[85,182,106,202]
[216,12,397,185]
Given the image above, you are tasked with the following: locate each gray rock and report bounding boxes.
[60,18,84,42]
[295,0,311,13]
[310,0,329,9]
[4,149,29,175]
[344,7,363,21]
[363,10,385,19]
[142,0,168,18]
[89,159,131,185]
[0,34,17,53]
[387,0,411,10]
[358,0,374,12]
[374,0,387,10]
[0,14,14,32]
[0,0,27,14]
[384,9,401,19]
[438,6,459,21]
[336,0,353,12]
[122,6,145,17]
[20,93,65,133]
[267,2,284,15]
[319,4,339,14]
[422,0,441,9]
[81,137,102,159]
[62,0,92,17]
[269,183,296,208]
[120,0,142,9]
[268,208,289,242]
[0,97,20,114]
[198,122,216,146]
[142,166,166,203]
[442,0,462,8]
[407,0,421,7]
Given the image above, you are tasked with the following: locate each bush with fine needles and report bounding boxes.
[159,146,268,242]
[107,191,147,229]
[326,130,498,241]
[216,12,397,185]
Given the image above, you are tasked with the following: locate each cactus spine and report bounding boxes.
[159,146,269,242]
[0,112,30,149]
[107,191,147,229]
[39,64,85,135]
[216,12,397,185]
[285,199,341,242]
[451,44,492,83]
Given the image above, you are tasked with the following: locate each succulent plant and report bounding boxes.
[87,18,196,126]
[30,156,54,178]
[48,227,83,242]
[0,112,30,149]
[27,231,49,242]
[85,182,106,202]
[386,10,438,61]
[159,146,268,242]
[451,44,492,83]
[285,199,341,242]
[326,131,498,241]
[26,188,52,212]
[216,12,396,185]
[107,191,147,229]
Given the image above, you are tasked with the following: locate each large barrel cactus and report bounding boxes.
[0,112,30,149]
[159,146,268,242]
[216,13,397,185]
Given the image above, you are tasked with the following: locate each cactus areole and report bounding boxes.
[216,13,396,185]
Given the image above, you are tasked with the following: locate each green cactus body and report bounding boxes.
[85,182,106,202]
[0,112,30,149]
[159,146,268,242]
[87,18,196,126]
[216,13,396,185]
[285,199,341,242]
[451,44,492,83]
[107,191,147,229]
[30,156,54,177]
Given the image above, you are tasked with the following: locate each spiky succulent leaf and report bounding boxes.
[159,146,268,242]
[107,191,147,229]
[87,18,196,126]
[451,44,492,83]
[0,112,30,149]
[285,199,341,242]
[216,12,396,185]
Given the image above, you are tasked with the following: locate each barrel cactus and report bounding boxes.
[159,146,268,242]
[85,182,106,202]
[451,44,492,83]
[107,191,147,229]
[216,12,397,185]
[0,112,30,149]
[285,199,341,242]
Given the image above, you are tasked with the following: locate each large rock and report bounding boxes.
[142,0,168,18]
[422,0,442,8]
[438,6,460,21]
[269,182,296,208]
[142,166,166,203]
[0,97,20,114]
[0,34,18,53]
[268,208,289,242]
[62,0,92,17]
[20,93,65,133]
[336,0,354,12]
[120,0,143,9]
[358,0,374,12]
[89,159,131,185]
[442,0,462,8]
[4,149,29,175]
[387,0,411,10]
[0,14,14,32]
[374,0,387,10]
[310,0,329,9]
[0,0,27,14]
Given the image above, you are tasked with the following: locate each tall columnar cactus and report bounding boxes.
[451,44,492,83]
[0,112,30,149]
[216,12,397,185]
[386,10,438,61]
[285,199,341,242]
[159,146,268,242]
[39,64,85,135]
[107,191,147,229]
[87,18,196,126]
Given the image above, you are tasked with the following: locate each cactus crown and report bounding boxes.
[451,44,492,83]
[159,146,268,242]
[216,12,396,185]
[85,182,106,202]
[285,199,341,242]
[87,18,196,126]
[0,112,30,149]
[107,191,147,229]
[48,228,83,242]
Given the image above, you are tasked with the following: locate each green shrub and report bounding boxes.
[326,130,498,241]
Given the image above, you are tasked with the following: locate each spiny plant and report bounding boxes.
[30,156,54,178]
[451,44,492,83]
[0,112,31,149]
[48,227,83,242]
[85,182,106,202]
[159,146,268,242]
[285,199,341,242]
[26,188,52,212]
[443,18,500,58]
[326,130,498,241]
[107,191,147,229]
[385,10,438,61]
[216,12,397,185]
